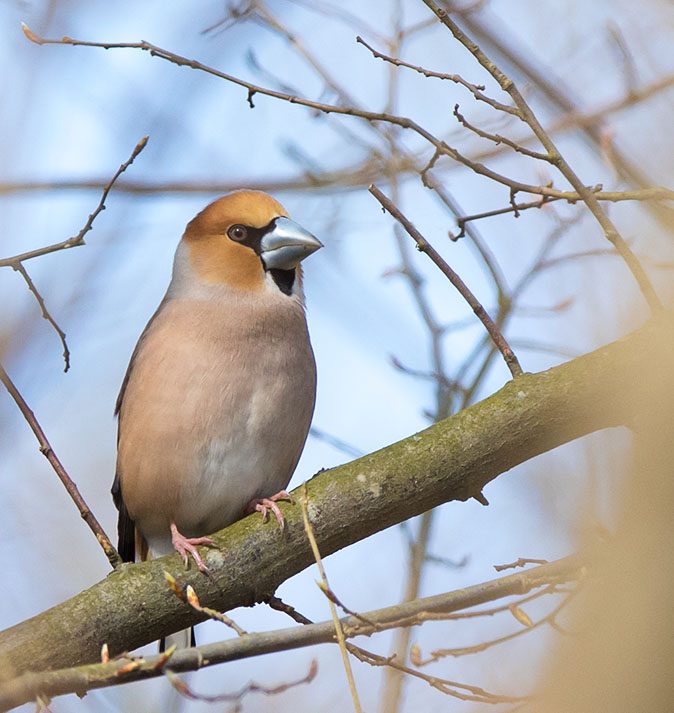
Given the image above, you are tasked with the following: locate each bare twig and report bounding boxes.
[0,554,587,709]
[11,262,70,371]
[265,596,314,626]
[453,6,674,233]
[300,482,363,713]
[266,587,527,705]
[165,659,317,703]
[268,587,541,705]
[452,194,552,239]
[164,573,247,636]
[421,586,580,662]
[0,135,148,268]
[494,557,549,572]
[369,184,522,378]
[317,581,378,629]
[0,363,121,568]
[350,643,527,703]
[453,104,550,161]
[422,0,662,312]
[356,35,521,117]
[0,135,148,370]
[22,26,669,210]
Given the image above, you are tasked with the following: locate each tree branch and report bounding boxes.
[0,364,121,569]
[0,555,586,710]
[0,136,148,269]
[421,0,662,312]
[369,184,523,378]
[22,27,673,212]
[0,314,670,682]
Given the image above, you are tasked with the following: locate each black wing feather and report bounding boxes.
[111,473,136,562]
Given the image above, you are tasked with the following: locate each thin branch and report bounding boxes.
[453,6,674,234]
[0,136,148,370]
[164,573,247,636]
[349,643,527,704]
[369,184,523,378]
[265,596,313,626]
[452,194,552,239]
[0,363,121,568]
[22,26,669,209]
[267,591,525,705]
[422,0,662,312]
[436,584,559,621]
[316,581,378,629]
[300,482,364,713]
[421,586,580,662]
[0,135,148,268]
[356,35,521,117]
[11,262,70,371]
[453,104,551,161]
[0,555,587,709]
[165,659,317,704]
[494,557,549,572]
[266,589,520,705]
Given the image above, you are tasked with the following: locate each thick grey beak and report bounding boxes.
[260,217,323,270]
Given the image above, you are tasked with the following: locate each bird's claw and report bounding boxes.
[170,522,214,573]
[246,490,293,531]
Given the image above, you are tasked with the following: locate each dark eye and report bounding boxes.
[228,224,248,242]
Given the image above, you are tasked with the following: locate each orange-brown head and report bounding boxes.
[181,190,322,295]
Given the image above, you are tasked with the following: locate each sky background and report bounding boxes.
[2,1,674,711]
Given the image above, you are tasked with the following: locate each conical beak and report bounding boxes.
[260,217,323,270]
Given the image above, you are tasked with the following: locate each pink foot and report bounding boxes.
[246,490,293,531]
[170,521,214,573]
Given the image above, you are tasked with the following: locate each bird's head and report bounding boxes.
[177,190,323,297]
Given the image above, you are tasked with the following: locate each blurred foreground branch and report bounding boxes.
[0,313,671,683]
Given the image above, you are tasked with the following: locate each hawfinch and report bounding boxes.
[111,190,322,606]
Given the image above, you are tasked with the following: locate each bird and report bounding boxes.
[111,190,322,647]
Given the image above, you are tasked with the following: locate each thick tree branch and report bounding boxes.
[0,314,671,681]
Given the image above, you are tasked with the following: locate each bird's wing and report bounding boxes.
[112,297,171,561]
[115,296,169,418]
[111,472,136,562]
